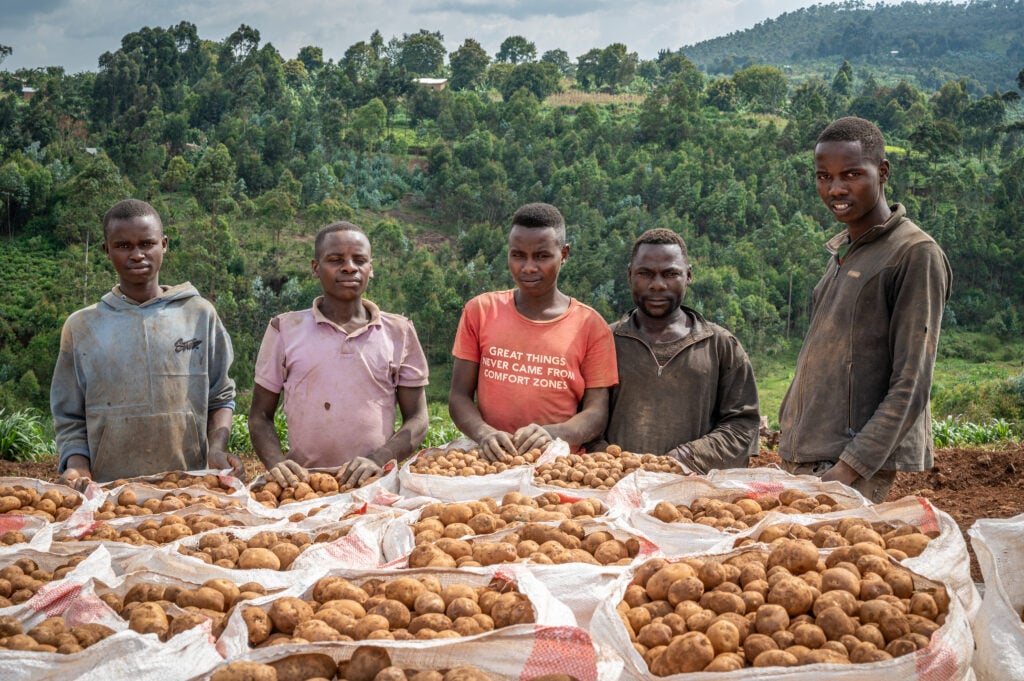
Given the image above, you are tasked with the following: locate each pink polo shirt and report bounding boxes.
[254,298,428,468]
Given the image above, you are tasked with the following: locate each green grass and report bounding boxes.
[0,408,55,462]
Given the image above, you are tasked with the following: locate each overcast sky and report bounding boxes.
[2,0,826,73]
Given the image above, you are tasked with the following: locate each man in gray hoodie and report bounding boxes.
[51,199,240,487]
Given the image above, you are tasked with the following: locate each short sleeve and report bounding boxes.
[580,313,618,388]
[253,318,287,394]
[451,298,482,363]
[398,319,429,387]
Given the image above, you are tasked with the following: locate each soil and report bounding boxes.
[5,443,1022,582]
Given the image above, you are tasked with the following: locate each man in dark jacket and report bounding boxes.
[597,228,760,472]
[778,117,952,502]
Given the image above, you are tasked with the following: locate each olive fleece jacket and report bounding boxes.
[601,307,760,472]
[778,204,951,479]
[51,283,236,482]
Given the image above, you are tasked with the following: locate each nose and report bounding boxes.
[129,247,146,260]
[827,178,847,195]
[649,274,667,290]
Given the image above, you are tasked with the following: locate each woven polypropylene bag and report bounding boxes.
[969,514,1024,681]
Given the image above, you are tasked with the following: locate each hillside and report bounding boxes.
[681,0,1024,93]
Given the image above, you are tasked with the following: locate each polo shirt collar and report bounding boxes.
[311,296,382,338]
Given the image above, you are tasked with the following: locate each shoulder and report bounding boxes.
[379,310,417,334]
[567,297,607,323]
[464,290,512,310]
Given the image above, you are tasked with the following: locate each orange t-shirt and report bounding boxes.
[452,290,618,434]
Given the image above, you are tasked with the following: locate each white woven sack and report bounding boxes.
[98,479,248,514]
[0,476,103,540]
[397,448,534,502]
[244,462,401,519]
[0,625,221,681]
[968,514,1024,681]
[0,545,119,628]
[590,549,976,681]
[0,514,53,554]
[197,626,601,681]
[97,467,247,498]
[216,563,577,659]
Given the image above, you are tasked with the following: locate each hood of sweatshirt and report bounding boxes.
[99,282,199,311]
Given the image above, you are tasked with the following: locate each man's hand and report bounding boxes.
[665,444,699,474]
[339,456,383,488]
[512,423,552,455]
[478,430,517,462]
[209,449,247,483]
[820,460,861,486]
[267,460,308,488]
[58,455,93,492]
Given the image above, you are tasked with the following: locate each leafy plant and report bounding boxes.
[0,408,54,462]
[228,411,288,455]
[932,415,1019,448]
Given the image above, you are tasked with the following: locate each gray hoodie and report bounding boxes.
[51,283,235,482]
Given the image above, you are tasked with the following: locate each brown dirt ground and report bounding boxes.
[6,444,1022,581]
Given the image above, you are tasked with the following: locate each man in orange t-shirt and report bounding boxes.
[449,203,618,460]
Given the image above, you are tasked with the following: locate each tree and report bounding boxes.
[706,77,737,111]
[297,45,324,73]
[831,60,853,96]
[57,154,132,245]
[348,98,387,151]
[500,62,561,102]
[732,64,788,113]
[597,43,638,90]
[541,49,574,78]
[192,143,236,211]
[496,36,536,65]
[449,39,490,91]
[392,30,446,77]
[576,49,603,91]
[0,44,11,66]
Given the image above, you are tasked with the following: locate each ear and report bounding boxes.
[311,258,319,276]
[686,265,693,283]
[878,158,891,184]
[561,244,570,263]
[161,235,168,252]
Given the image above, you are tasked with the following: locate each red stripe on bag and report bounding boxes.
[915,632,960,681]
[915,497,940,534]
[746,481,786,497]
[0,516,27,532]
[27,581,81,616]
[520,626,597,681]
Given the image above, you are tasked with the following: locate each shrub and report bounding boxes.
[0,408,54,462]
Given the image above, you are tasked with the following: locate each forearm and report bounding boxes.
[449,393,499,444]
[206,407,233,454]
[544,388,610,451]
[249,415,287,469]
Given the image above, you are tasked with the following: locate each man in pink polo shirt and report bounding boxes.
[249,221,429,487]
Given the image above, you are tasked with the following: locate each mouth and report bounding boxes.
[830,201,852,213]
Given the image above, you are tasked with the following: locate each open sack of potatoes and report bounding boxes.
[215,564,576,660]
[629,471,869,558]
[125,508,396,579]
[530,445,686,503]
[380,492,612,564]
[969,513,1024,681]
[728,495,979,619]
[397,442,550,502]
[0,545,118,627]
[247,463,401,519]
[89,480,247,523]
[197,626,600,681]
[98,469,247,496]
[0,478,98,537]
[589,540,975,680]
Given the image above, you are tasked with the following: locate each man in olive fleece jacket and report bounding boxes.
[778,117,951,503]
[595,228,760,472]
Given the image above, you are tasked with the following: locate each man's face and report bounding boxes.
[312,230,373,302]
[103,215,167,289]
[507,225,569,297]
[814,140,890,236]
[628,243,692,318]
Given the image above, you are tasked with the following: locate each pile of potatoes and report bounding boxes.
[649,489,850,531]
[408,448,543,477]
[92,488,243,519]
[409,493,606,546]
[734,516,936,559]
[74,512,240,546]
[0,615,114,654]
[100,577,268,641]
[410,520,641,568]
[212,646,499,681]
[0,485,82,522]
[108,471,238,493]
[0,555,89,607]
[534,447,681,490]
[251,472,365,509]
[618,539,949,675]
[177,528,351,571]
[241,575,535,648]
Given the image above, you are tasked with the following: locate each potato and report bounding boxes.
[767,577,815,617]
[660,631,715,674]
[767,540,819,575]
[646,563,697,601]
[70,623,114,648]
[239,548,282,571]
[384,577,427,609]
[177,586,226,612]
[886,533,931,558]
[269,653,337,681]
[268,597,314,635]
[129,602,169,637]
[706,619,741,655]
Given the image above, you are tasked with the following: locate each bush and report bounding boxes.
[0,408,54,462]
[228,412,288,455]
[932,415,1019,448]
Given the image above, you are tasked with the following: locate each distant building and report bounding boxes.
[21,86,36,101]
[413,77,448,91]
[85,147,98,155]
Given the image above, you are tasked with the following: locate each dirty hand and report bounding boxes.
[267,459,308,488]
[339,456,383,488]
[478,430,517,462]
[58,455,94,492]
[512,423,552,455]
[209,449,247,483]
[820,460,861,486]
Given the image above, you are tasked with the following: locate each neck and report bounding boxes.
[847,200,892,243]
[636,307,691,342]
[318,296,366,326]
[514,287,569,321]
[119,280,162,304]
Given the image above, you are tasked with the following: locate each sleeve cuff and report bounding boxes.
[209,401,236,412]
[58,448,91,474]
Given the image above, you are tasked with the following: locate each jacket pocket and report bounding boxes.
[92,413,201,482]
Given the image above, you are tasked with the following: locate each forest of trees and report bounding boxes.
[1,1,1023,415]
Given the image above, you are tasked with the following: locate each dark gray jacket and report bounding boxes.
[602,307,759,472]
[778,204,951,478]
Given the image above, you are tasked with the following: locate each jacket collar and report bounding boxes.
[825,203,907,257]
[613,305,714,354]
[312,296,381,338]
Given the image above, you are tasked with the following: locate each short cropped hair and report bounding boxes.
[511,203,566,245]
[630,228,689,263]
[817,116,886,165]
[314,221,367,259]
[102,199,162,239]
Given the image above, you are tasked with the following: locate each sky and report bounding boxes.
[1,0,822,73]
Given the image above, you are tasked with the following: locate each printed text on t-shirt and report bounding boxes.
[481,345,575,389]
